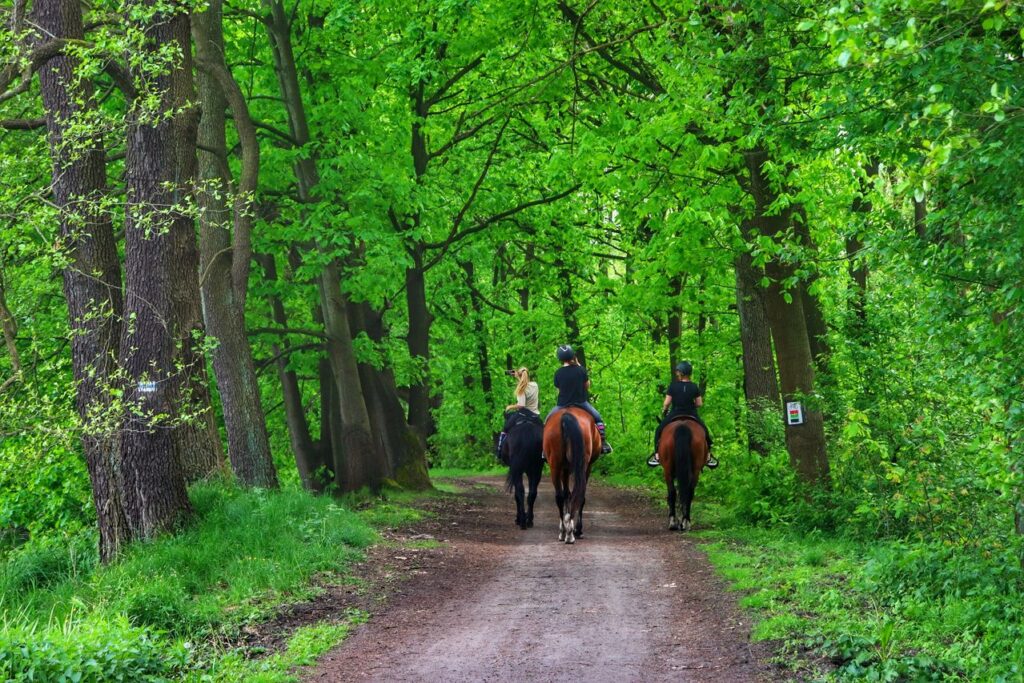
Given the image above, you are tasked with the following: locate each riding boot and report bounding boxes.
[496,432,507,461]
[705,450,719,469]
[704,432,718,469]
[647,452,660,467]
[596,423,613,454]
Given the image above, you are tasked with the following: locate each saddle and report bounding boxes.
[660,414,708,442]
[508,408,542,429]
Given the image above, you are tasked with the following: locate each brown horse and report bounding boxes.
[542,407,601,544]
[658,417,709,531]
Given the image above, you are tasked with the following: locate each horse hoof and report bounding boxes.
[681,519,691,532]
[526,520,533,528]
[565,534,575,544]
[669,522,679,531]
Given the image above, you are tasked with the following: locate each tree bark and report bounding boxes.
[194,0,277,488]
[34,0,130,562]
[256,253,327,490]
[118,2,198,537]
[405,246,436,440]
[734,240,780,456]
[350,302,431,490]
[319,261,386,492]
[744,149,829,485]
[791,205,830,369]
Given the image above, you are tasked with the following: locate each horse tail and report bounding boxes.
[674,423,693,500]
[561,412,587,511]
[504,464,517,494]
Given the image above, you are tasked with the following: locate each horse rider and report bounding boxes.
[647,361,717,469]
[496,366,542,460]
[544,345,613,454]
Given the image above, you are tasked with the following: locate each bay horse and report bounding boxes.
[500,416,544,530]
[659,417,709,531]
[542,406,601,544]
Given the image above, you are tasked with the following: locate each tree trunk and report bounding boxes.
[405,246,436,440]
[194,0,277,488]
[734,241,780,456]
[350,302,432,490]
[264,0,386,491]
[744,149,829,485]
[556,259,586,367]
[318,262,386,492]
[461,260,493,409]
[667,274,683,375]
[34,0,131,562]
[118,3,197,536]
[256,253,326,490]
[791,206,830,369]
[847,162,877,330]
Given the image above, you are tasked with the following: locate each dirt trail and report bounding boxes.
[306,477,777,682]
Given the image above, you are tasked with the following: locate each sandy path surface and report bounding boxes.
[306,477,776,682]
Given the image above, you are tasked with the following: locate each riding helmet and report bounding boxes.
[556,345,576,362]
[675,361,693,376]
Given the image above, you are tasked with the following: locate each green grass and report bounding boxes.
[0,482,433,681]
[692,507,1024,681]
[195,610,368,682]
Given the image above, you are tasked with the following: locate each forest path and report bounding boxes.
[306,476,777,682]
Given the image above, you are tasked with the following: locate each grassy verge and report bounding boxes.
[0,482,440,682]
[595,467,1024,681]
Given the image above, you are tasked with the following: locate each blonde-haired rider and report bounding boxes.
[496,367,541,460]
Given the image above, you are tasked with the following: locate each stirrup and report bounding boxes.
[601,441,613,454]
[705,454,719,469]
[647,453,660,467]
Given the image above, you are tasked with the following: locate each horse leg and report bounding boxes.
[668,479,679,531]
[681,478,695,532]
[562,470,576,544]
[575,496,585,538]
[526,468,539,529]
[561,473,569,540]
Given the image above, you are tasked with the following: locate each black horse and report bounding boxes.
[499,414,544,530]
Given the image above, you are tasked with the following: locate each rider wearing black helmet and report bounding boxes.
[647,361,717,468]
[545,345,613,454]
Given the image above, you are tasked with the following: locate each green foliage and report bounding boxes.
[0,617,189,683]
[699,511,1024,681]
[0,483,384,678]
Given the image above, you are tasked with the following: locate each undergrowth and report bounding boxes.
[0,482,428,681]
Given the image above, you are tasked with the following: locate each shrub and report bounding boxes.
[0,617,188,682]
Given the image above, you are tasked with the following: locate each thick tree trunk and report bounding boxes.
[118,3,197,536]
[319,262,386,492]
[350,303,431,490]
[744,149,829,485]
[194,0,277,488]
[34,0,130,562]
[734,242,780,456]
